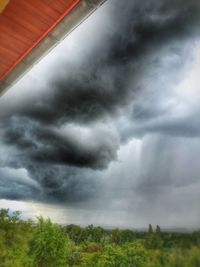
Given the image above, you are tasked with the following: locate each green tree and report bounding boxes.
[154,225,163,249]
[92,226,105,243]
[120,230,135,243]
[86,242,147,267]
[111,229,121,244]
[145,225,163,249]
[65,224,83,244]
[30,217,70,267]
[145,224,154,249]
[155,225,161,235]
[0,209,33,267]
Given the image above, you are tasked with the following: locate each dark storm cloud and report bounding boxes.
[1,117,119,169]
[0,167,40,201]
[26,164,100,203]
[33,125,118,169]
[1,0,200,204]
[3,0,200,125]
[16,66,130,125]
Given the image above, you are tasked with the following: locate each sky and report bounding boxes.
[0,0,200,229]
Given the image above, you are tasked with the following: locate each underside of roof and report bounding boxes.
[0,0,106,95]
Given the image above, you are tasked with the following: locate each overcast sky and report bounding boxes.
[0,0,200,229]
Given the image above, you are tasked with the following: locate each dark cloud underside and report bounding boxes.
[0,0,200,217]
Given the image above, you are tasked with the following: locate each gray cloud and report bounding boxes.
[0,0,200,228]
[1,118,119,169]
[0,167,40,201]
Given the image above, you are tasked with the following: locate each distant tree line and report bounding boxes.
[0,209,200,267]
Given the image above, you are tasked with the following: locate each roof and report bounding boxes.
[0,0,106,95]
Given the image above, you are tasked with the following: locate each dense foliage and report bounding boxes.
[0,209,200,267]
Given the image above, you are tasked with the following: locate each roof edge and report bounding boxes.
[0,0,106,96]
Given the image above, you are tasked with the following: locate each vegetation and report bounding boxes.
[0,209,200,267]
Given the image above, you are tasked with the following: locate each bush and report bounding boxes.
[30,217,70,267]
